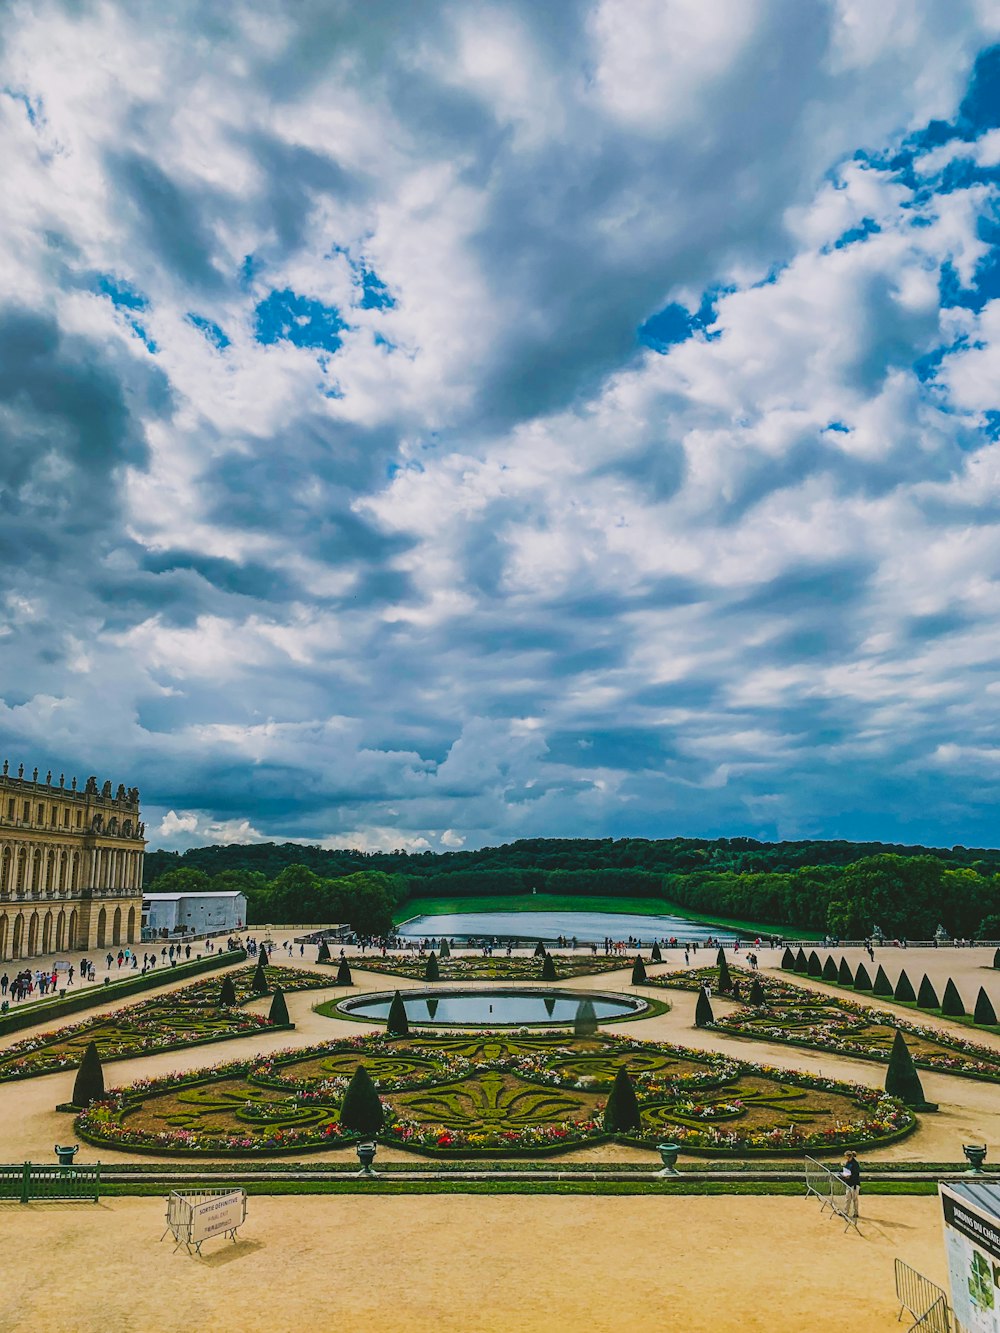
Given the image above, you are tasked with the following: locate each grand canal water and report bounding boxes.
[397,909,740,944]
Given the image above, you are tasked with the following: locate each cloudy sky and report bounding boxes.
[4,2,1000,853]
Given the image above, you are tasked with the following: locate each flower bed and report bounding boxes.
[337,955,633,981]
[75,1029,916,1159]
[649,966,1000,1083]
[0,965,332,1083]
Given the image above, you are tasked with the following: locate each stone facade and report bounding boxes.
[0,761,146,959]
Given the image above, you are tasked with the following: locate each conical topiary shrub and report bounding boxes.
[822,957,838,983]
[650,942,662,963]
[941,979,966,1017]
[838,957,852,986]
[781,947,795,969]
[541,954,558,981]
[219,974,237,1006]
[574,998,598,1036]
[534,940,546,958]
[268,987,290,1025]
[386,990,409,1035]
[695,990,714,1027]
[250,956,268,995]
[316,939,331,964]
[974,987,998,1026]
[994,947,1000,970]
[716,949,732,993]
[72,1041,105,1108]
[748,976,766,1006]
[603,1065,642,1134]
[632,956,647,985]
[806,950,822,978]
[793,948,808,973]
[258,947,269,967]
[339,1065,385,1136]
[439,938,451,959]
[424,952,440,982]
[894,970,916,1003]
[854,962,872,991]
[917,975,939,1010]
[885,1029,934,1110]
[873,965,893,997]
[336,958,353,986]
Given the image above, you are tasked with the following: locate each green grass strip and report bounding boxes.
[98,1179,936,1198]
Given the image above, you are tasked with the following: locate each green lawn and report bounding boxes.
[395,893,820,940]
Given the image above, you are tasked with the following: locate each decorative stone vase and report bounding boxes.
[964,1143,988,1174]
[356,1141,378,1177]
[657,1143,680,1176]
[54,1144,79,1167]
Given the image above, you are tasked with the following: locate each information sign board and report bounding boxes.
[190,1190,245,1245]
[942,1183,1000,1332]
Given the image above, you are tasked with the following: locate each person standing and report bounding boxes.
[841,1151,861,1219]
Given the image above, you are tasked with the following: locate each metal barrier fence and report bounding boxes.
[895,1259,951,1332]
[803,1156,859,1233]
[0,1162,100,1203]
[162,1187,247,1255]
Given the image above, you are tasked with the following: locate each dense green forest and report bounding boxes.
[143,837,1000,938]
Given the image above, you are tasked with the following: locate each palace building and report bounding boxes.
[0,761,146,960]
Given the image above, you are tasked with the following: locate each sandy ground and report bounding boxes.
[0,1195,950,1333]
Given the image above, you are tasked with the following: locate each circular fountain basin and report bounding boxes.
[335,987,645,1027]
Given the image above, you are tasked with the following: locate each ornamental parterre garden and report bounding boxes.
[648,966,1000,1082]
[0,964,331,1082]
[338,955,632,981]
[73,1030,914,1158]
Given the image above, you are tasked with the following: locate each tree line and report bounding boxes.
[143,837,1000,938]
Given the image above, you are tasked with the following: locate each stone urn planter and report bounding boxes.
[964,1143,988,1175]
[356,1141,378,1177]
[657,1143,680,1176]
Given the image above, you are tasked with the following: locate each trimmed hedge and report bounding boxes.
[695,990,714,1027]
[716,949,732,993]
[837,958,852,986]
[336,958,353,986]
[941,979,966,1018]
[542,955,558,982]
[793,948,808,974]
[873,965,893,998]
[781,947,795,969]
[822,957,838,983]
[885,1030,934,1110]
[631,957,647,985]
[268,988,290,1026]
[339,1065,385,1136]
[806,951,822,978]
[650,943,662,963]
[316,940,331,964]
[917,975,939,1010]
[425,953,440,983]
[219,975,237,1007]
[854,963,872,992]
[747,977,765,1007]
[894,971,916,1003]
[387,991,409,1036]
[974,987,998,1026]
[71,1041,105,1108]
[603,1065,642,1134]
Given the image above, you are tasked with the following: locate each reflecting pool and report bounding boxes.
[339,987,643,1026]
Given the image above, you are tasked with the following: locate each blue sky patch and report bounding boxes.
[96,274,148,311]
[187,313,231,350]
[254,288,345,351]
[358,264,396,310]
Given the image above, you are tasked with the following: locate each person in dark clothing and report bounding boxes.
[841,1151,860,1218]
